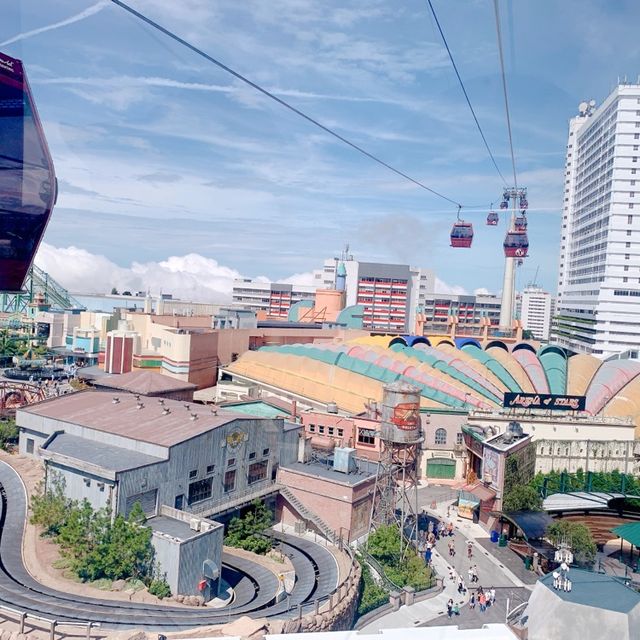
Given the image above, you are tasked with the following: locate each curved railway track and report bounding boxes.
[0,462,339,630]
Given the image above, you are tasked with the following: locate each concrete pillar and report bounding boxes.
[403,585,415,606]
[19,612,25,634]
[389,591,402,611]
[50,620,57,640]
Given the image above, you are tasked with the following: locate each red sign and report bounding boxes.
[392,402,420,430]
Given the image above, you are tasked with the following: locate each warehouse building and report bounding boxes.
[16,391,300,596]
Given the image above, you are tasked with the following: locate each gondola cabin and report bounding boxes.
[514,215,528,231]
[519,197,528,210]
[450,222,473,248]
[499,200,509,209]
[504,231,529,258]
[0,51,57,292]
[486,211,499,226]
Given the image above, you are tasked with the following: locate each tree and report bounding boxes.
[502,485,542,512]
[225,500,273,555]
[110,287,119,295]
[547,520,596,567]
[0,418,18,450]
[30,478,71,537]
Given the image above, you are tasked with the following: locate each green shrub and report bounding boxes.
[225,500,273,555]
[30,479,70,537]
[358,559,388,616]
[149,578,172,599]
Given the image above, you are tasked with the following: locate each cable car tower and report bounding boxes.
[368,382,424,556]
[499,187,528,329]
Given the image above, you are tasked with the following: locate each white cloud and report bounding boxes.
[0,1,108,47]
[34,243,308,303]
[474,287,492,295]
[282,271,316,286]
[433,277,467,296]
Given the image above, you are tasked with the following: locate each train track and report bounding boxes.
[0,461,338,631]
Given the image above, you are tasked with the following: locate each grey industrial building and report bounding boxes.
[16,391,300,597]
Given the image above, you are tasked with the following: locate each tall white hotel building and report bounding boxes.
[554,84,640,359]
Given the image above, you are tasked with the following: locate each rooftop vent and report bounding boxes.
[158,399,165,406]
[184,404,191,411]
[136,402,145,410]
[162,407,171,416]
[112,396,120,404]
[211,407,218,416]
[190,412,198,421]
[135,394,141,402]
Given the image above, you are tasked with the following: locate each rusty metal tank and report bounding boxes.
[380,381,422,444]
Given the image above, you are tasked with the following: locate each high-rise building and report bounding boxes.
[231,279,316,319]
[521,285,553,341]
[555,85,640,358]
[313,257,435,332]
[420,292,502,330]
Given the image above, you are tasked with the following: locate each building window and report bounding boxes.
[625,254,630,260]
[248,461,268,484]
[328,427,335,436]
[625,265,630,271]
[318,425,325,434]
[358,428,376,445]
[206,464,215,474]
[249,452,256,460]
[223,470,236,493]
[629,215,634,224]
[189,469,197,479]
[456,432,464,445]
[623,277,628,283]
[308,424,315,432]
[227,457,236,467]
[337,428,344,437]
[630,204,635,209]
[634,169,638,174]
[263,448,270,456]
[26,438,34,454]
[188,477,213,504]
[434,428,447,445]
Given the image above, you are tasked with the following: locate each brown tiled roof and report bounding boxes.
[95,370,196,394]
[21,391,244,447]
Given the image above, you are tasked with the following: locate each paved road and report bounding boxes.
[0,461,338,630]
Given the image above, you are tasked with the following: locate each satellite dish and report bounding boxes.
[578,101,588,114]
[589,99,596,107]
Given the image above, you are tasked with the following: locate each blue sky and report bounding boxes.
[3,0,640,299]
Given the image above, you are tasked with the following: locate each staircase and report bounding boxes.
[279,486,338,544]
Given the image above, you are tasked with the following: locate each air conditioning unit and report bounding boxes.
[189,518,200,531]
[294,520,306,535]
[199,521,212,532]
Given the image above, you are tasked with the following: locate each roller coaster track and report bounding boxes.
[0,462,339,631]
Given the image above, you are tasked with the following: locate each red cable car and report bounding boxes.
[504,231,529,258]
[486,211,499,226]
[514,214,528,231]
[0,50,57,292]
[519,197,528,210]
[450,221,473,248]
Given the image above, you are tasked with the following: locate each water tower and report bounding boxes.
[369,381,424,554]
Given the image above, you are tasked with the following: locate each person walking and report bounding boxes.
[478,591,486,613]
[472,564,479,583]
[489,587,496,607]
[447,598,454,618]
[448,540,456,557]
[470,591,476,610]
[424,546,432,566]
[453,602,460,616]
[467,542,473,560]
[468,566,474,584]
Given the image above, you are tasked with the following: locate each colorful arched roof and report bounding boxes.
[226,337,640,431]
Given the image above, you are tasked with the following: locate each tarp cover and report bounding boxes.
[612,521,640,548]
[503,510,554,540]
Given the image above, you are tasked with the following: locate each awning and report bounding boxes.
[502,510,554,541]
[612,522,640,547]
[460,482,497,502]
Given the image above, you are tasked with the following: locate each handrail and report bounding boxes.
[0,602,100,638]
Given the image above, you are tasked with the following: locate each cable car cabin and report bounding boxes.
[514,215,527,230]
[504,231,529,258]
[499,200,509,209]
[450,222,473,248]
[486,211,499,226]
[519,197,528,210]
[0,51,57,292]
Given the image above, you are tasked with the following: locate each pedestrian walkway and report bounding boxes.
[358,500,528,632]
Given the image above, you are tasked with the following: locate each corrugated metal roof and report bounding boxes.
[21,390,253,447]
[95,370,196,394]
[44,432,163,471]
[612,521,640,547]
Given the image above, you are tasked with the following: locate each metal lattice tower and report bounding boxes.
[369,382,424,556]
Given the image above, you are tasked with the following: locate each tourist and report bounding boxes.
[478,591,486,613]
[448,540,456,557]
[452,602,460,616]
[470,591,476,609]
[472,564,479,583]
[489,587,496,606]
[447,598,454,618]
[447,522,454,536]
[468,566,474,583]
[467,541,473,559]
[424,546,432,566]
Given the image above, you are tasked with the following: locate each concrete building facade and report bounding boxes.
[521,285,553,341]
[555,86,640,358]
[231,279,316,318]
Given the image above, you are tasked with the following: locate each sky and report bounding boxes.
[3,0,640,301]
